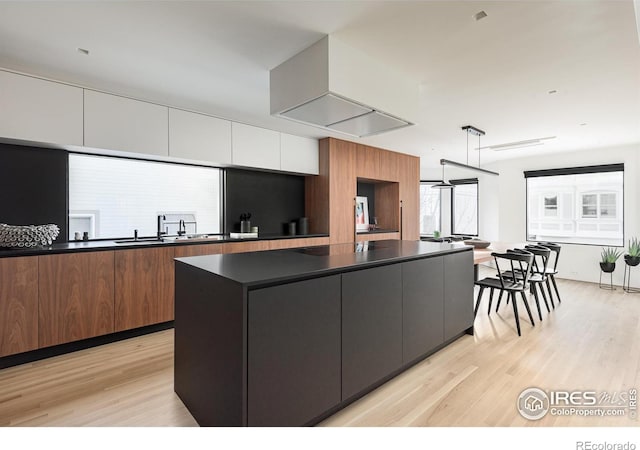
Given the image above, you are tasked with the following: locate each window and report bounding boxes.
[544,195,558,216]
[525,164,623,246]
[451,178,478,236]
[581,194,597,218]
[419,182,442,235]
[69,154,222,240]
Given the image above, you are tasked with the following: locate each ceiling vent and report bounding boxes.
[270,35,417,137]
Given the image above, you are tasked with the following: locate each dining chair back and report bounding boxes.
[474,250,535,336]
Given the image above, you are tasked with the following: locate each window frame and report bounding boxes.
[450,178,479,237]
[524,163,624,247]
[419,180,443,237]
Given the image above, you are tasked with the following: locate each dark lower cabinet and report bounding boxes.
[247,276,341,426]
[444,250,474,341]
[402,257,444,364]
[341,264,403,400]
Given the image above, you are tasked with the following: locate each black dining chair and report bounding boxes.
[474,250,536,336]
[537,242,562,305]
[496,246,552,321]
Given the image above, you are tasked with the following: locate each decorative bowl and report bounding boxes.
[463,239,491,249]
[0,223,60,248]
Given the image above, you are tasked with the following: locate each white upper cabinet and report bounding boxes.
[168,108,232,165]
[84,90,168,156]
[231,122,280,171]
[0,71,83,146]
[280,133,319,175]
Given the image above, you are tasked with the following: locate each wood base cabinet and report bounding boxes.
[39,252,115,348]
[115,247,175,331]
[0,256,38,357]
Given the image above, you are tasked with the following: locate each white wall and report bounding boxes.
[483,144,640,287]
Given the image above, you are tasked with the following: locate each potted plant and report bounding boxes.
[624,238,640,267]
[600,247,622,273]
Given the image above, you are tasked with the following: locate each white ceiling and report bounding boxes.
[1,1,639,169]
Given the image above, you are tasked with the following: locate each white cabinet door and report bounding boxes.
[168,109,231,164]
[84,90,168,156]
[231,122,280,171]
[280,133,319,175]
[0,71,83,146]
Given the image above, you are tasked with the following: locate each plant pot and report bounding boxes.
[624,255,640,267]
[600,262,616,273]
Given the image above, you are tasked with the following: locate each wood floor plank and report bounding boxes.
[0,269,638,426]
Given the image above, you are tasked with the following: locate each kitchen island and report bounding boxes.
[174,240,474,426]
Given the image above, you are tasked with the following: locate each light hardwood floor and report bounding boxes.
[1,270,639,427]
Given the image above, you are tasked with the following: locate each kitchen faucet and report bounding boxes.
[157,215,166,240]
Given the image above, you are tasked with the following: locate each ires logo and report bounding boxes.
[550,391,598,406]
[517,387,636,420]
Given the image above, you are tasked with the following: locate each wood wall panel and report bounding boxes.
[0,257,38,357]
[378,149,400,182]
[356,145,380,181]
[115,247,175,332]
[305,138,330,235]
[39,252,115,348]
[329,138,357,244]
[375,182,400,232]
[399,155,420,241]
[306,137,419,244]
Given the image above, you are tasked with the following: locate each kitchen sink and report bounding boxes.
[162,234,225,243]
[114,237,164,244]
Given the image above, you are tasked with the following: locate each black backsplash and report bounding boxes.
[225,169,305,234]
[0,143,68,243]
[356,181,376,221]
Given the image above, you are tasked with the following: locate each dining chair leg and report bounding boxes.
[495,290,504,312]
[474,286,485,318]
[530,284,543,321]
[510,291,521,336]
[551,275,562,303]
[545,278,556,308]
[520,291,535,327]
[536,282,551,312]
[488,288,494,315]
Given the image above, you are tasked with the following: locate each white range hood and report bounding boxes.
[270,35,417,137]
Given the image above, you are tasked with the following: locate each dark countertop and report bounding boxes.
[176,239,472,288]
[0,233,329,258]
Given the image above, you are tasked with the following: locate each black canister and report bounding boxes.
[240,220,251,233]
[288,221,297,236]
[297,217,309,235]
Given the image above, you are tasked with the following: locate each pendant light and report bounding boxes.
[439,125,499,176]
[432,161,453,189]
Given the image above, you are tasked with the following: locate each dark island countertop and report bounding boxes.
[176,239,472,288]
[0,232,329,258]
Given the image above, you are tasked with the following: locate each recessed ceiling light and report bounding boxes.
[580,123,587,126]
[77,48,90,55]
[474,11,488,21]
[548,89,557,94]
